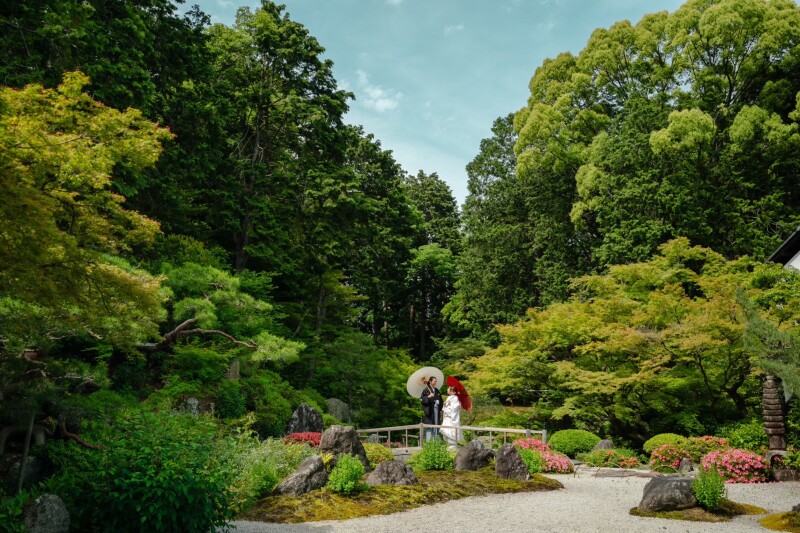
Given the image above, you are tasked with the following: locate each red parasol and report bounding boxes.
[446,376,472,411]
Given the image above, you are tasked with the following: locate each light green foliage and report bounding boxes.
[547,430,601,458]
[327,454,367,495]
[0,73,169,351]
[470,239,800,442]
[45,410,235,532]
[720,420,769,452]
[692,467,726,511]
[363,442,395,468]
[519,448,546,474]
[409,438,455,471]
[643,434,689,454]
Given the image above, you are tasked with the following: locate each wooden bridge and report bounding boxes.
[357,423,546,449]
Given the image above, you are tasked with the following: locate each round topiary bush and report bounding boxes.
[701,449,770,483]
[643,433,688,454]
[547,429,601,458]
[363,442,395,468]
[649,443,691,471]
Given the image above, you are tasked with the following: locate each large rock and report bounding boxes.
[494,444,530,480]
[274,456,328,496]
[638,477,698,512]
[326,398,351,422]
[455,441,495,471]
[365,460,417,486]
[23,494,69,533]
[286,403,324,435]
[592,439,614,451]
[320,425,371,471]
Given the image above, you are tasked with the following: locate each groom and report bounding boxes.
[420,376,443,441]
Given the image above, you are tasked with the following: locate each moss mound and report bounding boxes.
[761,512,800,532]
[240,467,562,523]
[629,498,767,522]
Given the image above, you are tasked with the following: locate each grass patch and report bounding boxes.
[629,498,767,523]
[240,467,562,523]
[761,512,800,532]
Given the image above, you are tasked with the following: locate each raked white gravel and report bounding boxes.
[227,471,800,533]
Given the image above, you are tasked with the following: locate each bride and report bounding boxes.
[440,385,462,449]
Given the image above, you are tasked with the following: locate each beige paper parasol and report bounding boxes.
[406,366,444,397]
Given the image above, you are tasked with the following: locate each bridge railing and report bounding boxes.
[356,423,546,448]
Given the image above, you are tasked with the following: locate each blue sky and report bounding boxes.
[191,0,685,206]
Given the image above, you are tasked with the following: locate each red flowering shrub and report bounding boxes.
[512,438,551,452]
[701,449,770,483]
[649,444,691,471]
[539,451,574,473]
[284,432,321,447]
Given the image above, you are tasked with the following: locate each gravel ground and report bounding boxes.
[227,472,800,533]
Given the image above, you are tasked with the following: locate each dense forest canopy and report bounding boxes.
[1,0,800,504]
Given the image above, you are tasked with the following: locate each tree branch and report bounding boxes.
[137,318,258,352]
[58,415,101,450]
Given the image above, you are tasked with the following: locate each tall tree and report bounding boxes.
[404,171,461,359]
[446,113,545,340]
[513,0,800,278]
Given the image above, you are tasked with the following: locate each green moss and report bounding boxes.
[761,512,800,532]
[629,498,767,523]
[240,468,562,523]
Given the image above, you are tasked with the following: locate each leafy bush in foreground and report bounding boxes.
[409,438,454,471]
[327,454,366,495]
[692,467,726,510]
[547,429,600,458]
[46,410,235,532]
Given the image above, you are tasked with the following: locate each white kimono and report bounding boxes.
[440,394,462,448]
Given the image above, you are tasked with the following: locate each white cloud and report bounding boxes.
[354,69,403,113]
[444,24,465,36]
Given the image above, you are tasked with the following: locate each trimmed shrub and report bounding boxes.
[547,429,600,458]
[578,448,640,468]
[649,443,691,471]
[410,438,454,471]
[685,436,729,462]
[539,451,574,473]
[643,433,687,454]
[701,449,770,483]
[327,454,366,495]
[512,438,550,452]
[284,432,321,447]
[363,442,395,468]
[692,467,726,510]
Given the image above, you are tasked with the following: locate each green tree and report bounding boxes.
[469,238,800,443]
[513,0,800,277]
[0,73,170,352]
[447,113,544,340]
